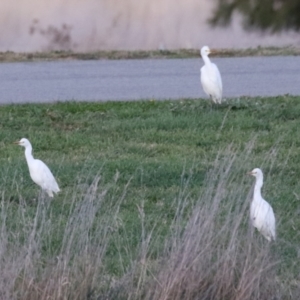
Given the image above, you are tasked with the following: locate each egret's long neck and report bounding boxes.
[202,54,212,66]
[24,145,34,166]
[253,177,263,202]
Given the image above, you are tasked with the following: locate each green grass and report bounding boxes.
[0,46,299,62]
[0,96,300,298]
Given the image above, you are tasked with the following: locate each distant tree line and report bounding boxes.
[210,0,300,32]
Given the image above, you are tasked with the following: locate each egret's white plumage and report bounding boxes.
[15,138,60,197]
[248,168,276,241]
[200,45,223,104]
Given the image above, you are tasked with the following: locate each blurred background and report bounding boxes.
[0,0,299,52]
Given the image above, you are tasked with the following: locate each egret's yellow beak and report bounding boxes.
[13,141,20,145]
[209,49,218,54]
[247,171,254,176]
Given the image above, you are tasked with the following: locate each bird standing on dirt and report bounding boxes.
[14,138,60,197]
[200,45,223,104]
[247,168,276,241]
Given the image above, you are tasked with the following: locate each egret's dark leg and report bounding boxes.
[209,95,215,111]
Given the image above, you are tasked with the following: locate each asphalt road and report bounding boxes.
[0,56,299,104]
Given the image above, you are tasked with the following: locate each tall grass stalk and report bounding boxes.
[0,142,299,299]
[144,144,280,300]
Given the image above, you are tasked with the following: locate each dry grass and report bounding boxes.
[0,142,299,299]
[106,143,299,300]
[143,145,280,300]
[0,46,299,63]
[0,175,122,299]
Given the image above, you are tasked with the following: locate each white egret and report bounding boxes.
[248,168,276,241]
[200,45,223,104]
[15,138,60,197]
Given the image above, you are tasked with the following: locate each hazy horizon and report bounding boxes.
[0,0,298,52]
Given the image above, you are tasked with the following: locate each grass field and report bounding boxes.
[0,96,300,299]
[0,46,299,63]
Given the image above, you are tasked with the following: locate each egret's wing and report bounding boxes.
[31,159,60,192]
[251,198,276,241]
[212,63,222,92]
[41,162,60,192]
[200,66,216,96]
[265,204,276,240]
[200,64,222,102]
